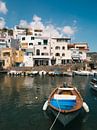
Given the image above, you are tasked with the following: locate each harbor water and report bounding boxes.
[0,75,97,130]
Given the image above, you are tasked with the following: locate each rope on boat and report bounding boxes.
[49,110,61,130]
[49,100,61,130]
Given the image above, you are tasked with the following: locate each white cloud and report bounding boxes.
[18,15,78,38]
[30,15,44,30]
[19,20,29,28]
[43,24,61,38]
[0,17,5,29]
[0,1,8,14]
[30,15,61,37]
[63,26,77,36]
[33,15,41,22]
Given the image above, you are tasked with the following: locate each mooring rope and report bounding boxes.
[49,100,61,130]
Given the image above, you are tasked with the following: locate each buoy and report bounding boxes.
[43,100,48,111]
[83,102,89,112]
[35,97,38,99]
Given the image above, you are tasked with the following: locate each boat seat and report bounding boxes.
[58,88,74,91]
[54,94,76,100]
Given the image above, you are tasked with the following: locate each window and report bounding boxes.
[67,60,70,63]
[8,39,10,42]
[43,40,48,45]
[29,43,33,45]
[0,39,5,42]
[79,52,82,54]
[55,53,60,56]
[31,37,34,40]
[43,47,47,49]
[36,49,40,55]
[35,33,37,36]
[41,53,44,55]
[73,51,76,54]
[61,60,65,64]
[55,46,60,50]
[62,46,65,50]
[22,37,25,40]
[62,53,65,56]
[41,53,48,55]
[38,42,41,45]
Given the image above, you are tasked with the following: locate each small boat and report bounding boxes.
[48,71,55,76]
[73,70,94,76]
[7,70,17,76]
[48,84,83,113]
[39,70,47,76]
[63,71,72,77]
[90,78,97,91]
[54,71,63,76]
[30,71,39,76]
[43,83,89,127]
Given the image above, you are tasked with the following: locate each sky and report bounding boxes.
[0,0,97,52]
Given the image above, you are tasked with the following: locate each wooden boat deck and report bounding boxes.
[48,86,83,113]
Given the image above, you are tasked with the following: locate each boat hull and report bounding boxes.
[47,106,83,127]
[90,78,97,91]
[90,84,97,91]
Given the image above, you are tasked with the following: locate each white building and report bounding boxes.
[0,32,11,48]
[19,32,89,67]
[50,38,72,65]
[19,35,51,66]
[13,26,27,39]
[74,43,89,60]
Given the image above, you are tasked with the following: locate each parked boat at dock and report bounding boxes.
[63,71,72,77]
[39,70,47,76]
[73,70,94,76]
[90,78,97,91]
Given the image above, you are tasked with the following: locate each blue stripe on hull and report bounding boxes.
[50,99,76,110]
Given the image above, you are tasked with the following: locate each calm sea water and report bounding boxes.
[0,75,97,130]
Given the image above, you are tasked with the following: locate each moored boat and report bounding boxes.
[43,83,89,127]
[63,71,72,77]
[90,78,97,91]
[48,84,83,113]
[39,70,47,76]
[48,71,55,76]
[73,70,94,76]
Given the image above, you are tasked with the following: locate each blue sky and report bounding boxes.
[0,0,97,52]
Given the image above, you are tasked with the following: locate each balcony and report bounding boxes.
[71,54,80,59]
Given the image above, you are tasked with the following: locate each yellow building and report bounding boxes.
[0,48,24,69]
[0,48,15,69]
[14,50,24,66]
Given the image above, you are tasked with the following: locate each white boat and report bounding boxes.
[39,70,46,76]
[92,70,97,76]
[43,83,89,127]
[90,78,97,91]
[63,71,72,76]
[7,70,17,75]
[31,71,39,76]
[48,71,55,76]
[73,70,94,76]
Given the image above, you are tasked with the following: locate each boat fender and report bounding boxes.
[43,100,48,111]
[83,102,89,113]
